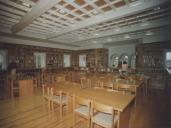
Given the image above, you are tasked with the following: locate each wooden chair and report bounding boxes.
[73,95,91,128]
[89,78,100,88]
[116,80,137,106]
[56,75,66,82]
[50,88,67,116]
[101,80,114,90]
[116,81,137,96]
[80,77,90,89]
[42,84,51,109]
[91,101,119,128]
[7,75,19,98]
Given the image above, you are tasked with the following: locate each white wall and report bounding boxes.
[108,44,136,67]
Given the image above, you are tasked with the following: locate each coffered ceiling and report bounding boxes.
[0,0,170,49]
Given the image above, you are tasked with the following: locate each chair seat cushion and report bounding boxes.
[51,96,67,104]
[92,112,119,128]
[74,106,89,117]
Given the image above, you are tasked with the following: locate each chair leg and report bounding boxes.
[73,113,76,127]
[87,118,90,128]
[51,101,54,111]
[48,100,51,110]
[60,104,62,117]
[91,121,93,128]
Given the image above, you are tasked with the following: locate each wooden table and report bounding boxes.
[53,82,135,128]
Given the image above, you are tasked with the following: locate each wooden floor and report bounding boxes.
[0,87,170,128]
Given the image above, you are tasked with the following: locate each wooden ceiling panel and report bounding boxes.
[84,5,93,11]
[102,6,112,12]
[66,14,75,18]
[82,14,90,18]
[95,0,107,7]
[74,0,85,6]
[58,0,66,6]
[0,0,169,46]
[74,10,84,15]
[65,4,75,11]
[113,0,126,8]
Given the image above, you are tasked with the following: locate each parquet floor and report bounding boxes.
[0,88,170,128]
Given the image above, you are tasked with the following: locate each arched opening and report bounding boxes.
[119,53,129,65]
[110,54,119,68]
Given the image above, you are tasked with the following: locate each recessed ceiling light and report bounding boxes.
[145,31,153,36]
[124,34,131,39]
[154,7,160,11]
[70,21,75,24]
[114,26,121,31]
[93,41,97,44]
[92,10,99,15]
[42,20,46,24]
[59,9,66,14]
[140,22,149,26]
[94,33,99,36]
[78,36,84,40]
[107,38,112,42]
[22,2,31,8]
[129,1,141,7]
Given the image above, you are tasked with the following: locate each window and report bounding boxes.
[166,52,171,61]
[63,54,70,67]
[110,54,119,68]
[120,54,129,65]
[79,55,86,67]
[34,53,46,68]
[165,52,171,68]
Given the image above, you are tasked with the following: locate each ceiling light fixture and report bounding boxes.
[70,21,75,24]
[107,38,112,42]
[59,9,66,14]
[124,34,131,39]
[94,33,99,36]
[93,41,97,44]
[129,1,141,7]
[114,26,121,31]
[140,22,149,26]
[154,6,160,11]
[145,31,153,36]
[92,10,99,15]
[22,2,31,8]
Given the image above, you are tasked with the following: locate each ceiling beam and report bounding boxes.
[0,32,79,49]
[47,0,169,39]
[11,0,60,33]
[72,17,171,45]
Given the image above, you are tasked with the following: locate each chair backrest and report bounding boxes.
[42,84,50,96]
[50,87,63,97]
[117,83,136,95]
[91,101,114,114]
[80,77,90,89]
[102,80,114,90]
[91,100,115,128]
[90,78,100,88]
[73,95,91,109]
